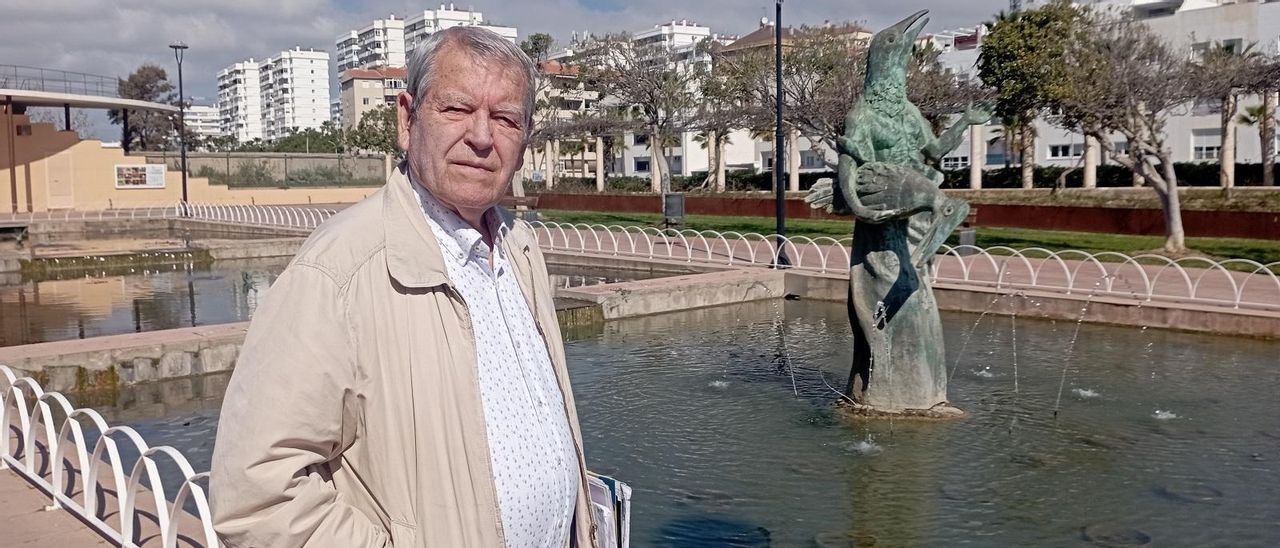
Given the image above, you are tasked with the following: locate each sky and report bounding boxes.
[2,0,1007,139]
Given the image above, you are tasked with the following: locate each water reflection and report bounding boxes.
[0,258,289,347]
[1,260,651,347]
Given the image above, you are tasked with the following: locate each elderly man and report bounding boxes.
[210,27,597,548]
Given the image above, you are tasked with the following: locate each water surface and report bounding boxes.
[75,300,1278,546]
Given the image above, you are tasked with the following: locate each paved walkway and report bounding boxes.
[0,469,107,546]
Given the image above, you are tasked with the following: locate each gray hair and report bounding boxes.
[405,26,538,135]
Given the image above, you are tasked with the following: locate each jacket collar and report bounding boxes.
[384,161,521,288]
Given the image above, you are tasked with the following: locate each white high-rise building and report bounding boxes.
[216,59,264,142]
[185,104,224,143]
[259,47,332,140]
[404,3,518,52]
[336,15,407,72]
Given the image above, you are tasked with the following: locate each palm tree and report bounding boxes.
[1192,41,1265,189]
[1237,103,1276,186]
[692,130,733,191]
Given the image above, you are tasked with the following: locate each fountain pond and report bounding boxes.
[64,298,1278,547]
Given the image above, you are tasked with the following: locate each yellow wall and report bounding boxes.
[1,114,378,212]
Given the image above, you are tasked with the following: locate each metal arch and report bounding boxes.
[1142,254,1197,302]
[1063,251,1113,295]
[588,224,619,256]
[719,231,751,266]
[1107,254,1157,301]
[811,236,847,274]
[662,228,693,262]
[618,225,646,256]
[87,425,148,537]
[165,473,217,548]
[1088,252,1143,294]
[122,445,199,548]
[51,406,107,513]
[1227,260,1280,309]
[705,231,732,265]
[935,244,971,282]
[27,391,74,478]
[529,221,553,248]
[572,223,601,253]
[1021,247,1072,291]
[554,223,570,251]
[959,247,1003,285]
[1185,258,1241,308]
[0,379,40,471]
[638,227,667,260]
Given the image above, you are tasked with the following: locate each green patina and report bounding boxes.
[809,10,993,413]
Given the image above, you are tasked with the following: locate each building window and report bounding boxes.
[1192,129,1222,161]
[942,156,970,169]
[363,97,370,105]
[1192,98,1222,116]
[800,150,824,168]
[633,133,649,146]
[634,157,651,173]
[1048,143,1085,159]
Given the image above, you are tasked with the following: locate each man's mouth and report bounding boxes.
[451,160,495,172]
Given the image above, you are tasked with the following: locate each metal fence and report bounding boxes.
[5,206,1277,311]
[0,64,118,98]
[1,365,217,547]
[527,222,1280,312]
[185,202,338,230]
[140,152,387,188]
[0,202,339,230]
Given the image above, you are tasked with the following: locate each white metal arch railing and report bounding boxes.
[1,365,217,548]
[525,222,1280,311]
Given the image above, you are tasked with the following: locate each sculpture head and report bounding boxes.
[866,10,929,89]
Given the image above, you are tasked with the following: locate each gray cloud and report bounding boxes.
[2,0,1004,139]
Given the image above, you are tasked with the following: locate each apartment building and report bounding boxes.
[936,0,1280,174]
[185,104,224,144]
[338,66,407,128]
[215,59,264,142]
[258,47,332,140]
[404,4,518,53]
[335,15,407,73]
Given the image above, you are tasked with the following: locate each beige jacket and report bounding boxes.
[210,163,597,548]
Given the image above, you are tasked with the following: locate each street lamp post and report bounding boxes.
[170,41,190,215]
[774,0,790,267]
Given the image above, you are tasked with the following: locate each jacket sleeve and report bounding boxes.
[210,263,389,548]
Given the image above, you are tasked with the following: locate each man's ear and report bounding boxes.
[396,91,414,152]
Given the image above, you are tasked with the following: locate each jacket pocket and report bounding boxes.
[388,520,417,547]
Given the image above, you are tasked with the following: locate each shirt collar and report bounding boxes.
[409,168,505,266]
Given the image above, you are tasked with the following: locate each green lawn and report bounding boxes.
[536,209,1280,266]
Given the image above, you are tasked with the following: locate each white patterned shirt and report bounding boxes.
[411,176,578,548]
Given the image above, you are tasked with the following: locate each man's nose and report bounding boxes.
[464,112,494,151]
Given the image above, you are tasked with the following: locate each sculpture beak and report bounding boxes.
[892,9,930,42]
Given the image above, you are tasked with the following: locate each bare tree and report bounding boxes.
[1051,9,1195,253]
[580,33,702,193]
[27,107,96,140]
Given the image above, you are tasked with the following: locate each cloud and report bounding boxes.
[2,0,1004,139]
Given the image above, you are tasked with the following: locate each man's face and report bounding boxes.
[397,45,527,221]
